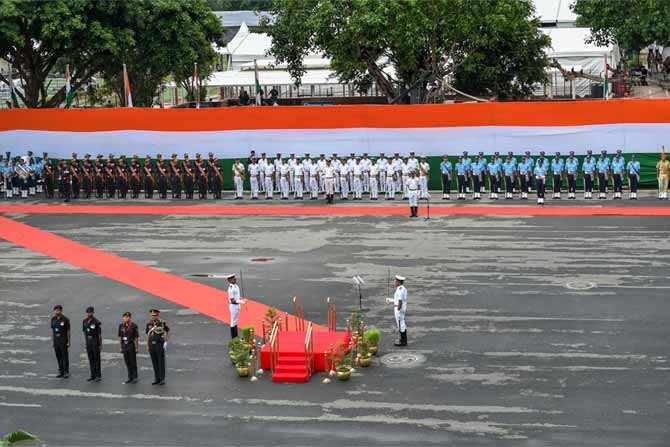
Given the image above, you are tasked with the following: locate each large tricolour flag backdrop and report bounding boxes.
[1,99,668,158]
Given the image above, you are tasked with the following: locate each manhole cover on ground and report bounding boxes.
[380,352,426,368]
[566,281,597,290]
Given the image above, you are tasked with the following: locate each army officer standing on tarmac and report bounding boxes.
[146,309,169,385]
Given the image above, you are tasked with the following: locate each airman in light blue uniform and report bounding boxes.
[502,156,516,199]
[627,154,640,199]
[518,154,531,199]
[471,155,483,199]
[455,156,467,200]
[582,150,596,198]
[488,154,502,199]
[462,151,472,193]
[550,152,565,199]
[565,151,579,199]
[596,152,610,199]
[534,157,548,205]
[611,149,625,199]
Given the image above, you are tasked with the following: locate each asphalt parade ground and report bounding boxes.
[1,193,670,446]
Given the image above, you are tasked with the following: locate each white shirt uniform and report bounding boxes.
[309,162,319,198]
[302,159,312,192]
[288,158,297,192]
[361,158,371,192]
[249,163,260,198]
[317,159,327,192]
[352,163,363,199]
[369,164,379,199]
[273,158,282,191]
[279,164,290,198]
[339,163,350,198]
[264,163,275,198]
[293,163,304,198]
[228,283,242,327]
[401,163,411,198]
[386,164,396,198]
[323,165,335,196]
[408,157,419,171]
[406,176,420,206]
[393,285,407,332]
[258,158,268,191]
[419,161,430,198]
[378,158,388,192]
[233,162,245,198]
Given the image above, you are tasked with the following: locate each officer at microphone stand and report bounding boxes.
[386,275,408,347]
[227,274,246,339]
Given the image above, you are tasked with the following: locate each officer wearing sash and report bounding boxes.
[51,305,70,378]
[611,150,625,199]
[387,275,408,347]
[627,154,640,199]
[82,306,102,382]
[146,309,169,385]
[233,158,245,199]
[565,151,578,199]
[657,145,670,199]
[227,274,246,339]
[118,311,139,384]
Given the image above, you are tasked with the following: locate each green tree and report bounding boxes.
[264,0,550,103]
[573,0,666,54]
[99,0,225,107]
[0,0,130,108]
[207,0,273,11]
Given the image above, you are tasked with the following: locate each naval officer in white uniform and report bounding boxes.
[386,275,408,347]
[227,274,246,339]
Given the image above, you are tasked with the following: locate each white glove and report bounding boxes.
[163,342,167,350]
[240,299,247,305]
[385,297,394,304]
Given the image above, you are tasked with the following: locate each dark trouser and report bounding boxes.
[457,175,466,193]
[60,178,71,202]
[552,174,561,193]
[629,174,638,192]
[505,175,513,193]
[72,177,80,199]
[567,173,576,193]
[198,177,207,199]
[130,177,140,198]
[598,173,607,193]
[490,175,499,193]
[613,173,622,193]
[536,178,545,198]
[44,175,54,198]
[184,176,194,199]
[122,345,138,380]
[144,178,154,198]
[83,176,92,198]
[86,340,101,378]
[584,174,593,192]
[481,172,488,190]
[54,341,69,374]
[149,342,166,382]
[520,174,529,193]
[441,174,451,193]
[171,177,181,198]
[212,177,222,199]
[158,176,168,199]
[473,175,481,193]
[95,177,104,198]
[106,177,115,198]
[117,177,128,198]
[230,325,238,339]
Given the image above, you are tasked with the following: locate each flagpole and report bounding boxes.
[254,59,262,106]
[65,64,72,109]
[8,63,15,109]
[603,54,608,101]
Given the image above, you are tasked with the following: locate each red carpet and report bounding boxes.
[1,204,670,216]
[0,216,324,335]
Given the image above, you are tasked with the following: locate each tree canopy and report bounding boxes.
[207,0,273,10]
[264,0,550,103]
[0,0,224,108]
[573,0,667,54]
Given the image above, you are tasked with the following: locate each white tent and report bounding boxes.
[542,27,620,97]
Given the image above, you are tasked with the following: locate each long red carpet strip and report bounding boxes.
[1,204,670,216]
[0,216,322,335]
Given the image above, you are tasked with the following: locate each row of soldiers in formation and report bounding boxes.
[50,305,170,385]
[442,149,660,204]
[3,149,668,203]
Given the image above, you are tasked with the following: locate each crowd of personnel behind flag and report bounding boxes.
[2,148,669,204]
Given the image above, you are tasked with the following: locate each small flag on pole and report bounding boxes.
[123,63,133,108]
[65,64,73,108]
[8,64,19,108]
[193,62,200,109]
[254,59,262,106]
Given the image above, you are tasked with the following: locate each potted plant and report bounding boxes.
[235,344,251,377]
[357,339,372,367]
[228,338,242,364]
[241,326,255,344]
[364,328,381,355]
[334,343,353,381]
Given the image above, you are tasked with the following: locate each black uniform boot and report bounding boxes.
[401,330,408,346]
[394,331,404,346]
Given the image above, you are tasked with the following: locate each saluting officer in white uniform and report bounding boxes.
[386,275,408,347]
[227,274,246,339]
